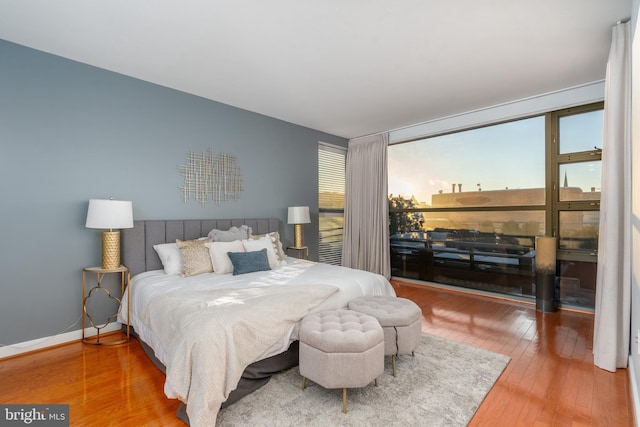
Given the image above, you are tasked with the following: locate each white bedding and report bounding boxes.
[117,257,395,421]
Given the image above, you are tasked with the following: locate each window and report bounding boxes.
[318,143,346,265]
[388,102,603,309]
[550,104,603,307]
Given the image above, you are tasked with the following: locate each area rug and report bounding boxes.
[216,333,510,426]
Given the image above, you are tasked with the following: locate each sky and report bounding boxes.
[388,111,603,205]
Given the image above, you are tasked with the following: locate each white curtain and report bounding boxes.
[342,133,391,279]
[593,21,631,372]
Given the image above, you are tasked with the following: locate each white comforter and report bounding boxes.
[118,258,395,423]
[142,284,338,426]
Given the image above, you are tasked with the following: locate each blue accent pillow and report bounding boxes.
[227,249,271,275]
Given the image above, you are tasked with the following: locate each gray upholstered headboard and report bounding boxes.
[122,218,281,277]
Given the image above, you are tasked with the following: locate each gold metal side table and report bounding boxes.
[286,246,309,260]
[82,266,130,345]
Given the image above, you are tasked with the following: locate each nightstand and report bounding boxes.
[286,246,309,260]
[82,265,130,345]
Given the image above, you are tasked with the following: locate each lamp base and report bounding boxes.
[102,230,121,269]
[292,224,305,249]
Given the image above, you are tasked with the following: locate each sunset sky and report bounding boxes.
[388,111,603,205]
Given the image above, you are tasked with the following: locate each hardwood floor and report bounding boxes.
[0,337,183,426]
[0,281,634,426]
[393,280,634,427]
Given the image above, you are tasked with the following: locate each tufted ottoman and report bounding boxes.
[299,309,384,414]
[348,296,422,376]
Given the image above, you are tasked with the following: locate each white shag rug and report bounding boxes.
[216,333,510,426]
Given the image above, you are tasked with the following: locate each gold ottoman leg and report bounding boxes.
[392,355,397,377]
[342,388,347,414]
[301,377,306,390]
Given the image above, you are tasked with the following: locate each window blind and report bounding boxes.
[318,143,346,265]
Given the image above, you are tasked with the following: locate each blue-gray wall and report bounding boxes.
[0,40,347,346]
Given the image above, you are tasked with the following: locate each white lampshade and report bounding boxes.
[86,199,134,230]
[288,206,310,224]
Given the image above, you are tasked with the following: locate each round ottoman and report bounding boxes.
[299,309,384,414]
[348,296,422,376]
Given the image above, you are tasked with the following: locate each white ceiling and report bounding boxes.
[0,0,631,139]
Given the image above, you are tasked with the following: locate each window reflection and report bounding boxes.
[559,211,599,251]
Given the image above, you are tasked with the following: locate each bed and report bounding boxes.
[118,218,396,426]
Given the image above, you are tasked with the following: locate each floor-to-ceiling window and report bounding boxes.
[318,142,346,265]
[388,102,602,309]
[550,105,603,308]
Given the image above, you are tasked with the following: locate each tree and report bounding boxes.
[388,194,425,235]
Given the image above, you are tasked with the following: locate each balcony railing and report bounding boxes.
[390,230,536,297]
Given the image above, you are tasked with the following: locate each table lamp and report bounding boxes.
[86,198,133,269]
[288,206,310,249]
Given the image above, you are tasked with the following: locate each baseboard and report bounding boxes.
[629,356,640,426]
[0,323,122,360]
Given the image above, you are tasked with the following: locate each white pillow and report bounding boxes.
[205,240,245,274]
[153,243,182,275]
[250,231,286,261]
[242,236,280,268]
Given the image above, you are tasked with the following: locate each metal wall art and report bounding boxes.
[178,149,243,205]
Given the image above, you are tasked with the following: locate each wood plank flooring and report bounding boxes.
[0,280,634,426]
[393,280,634,427]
